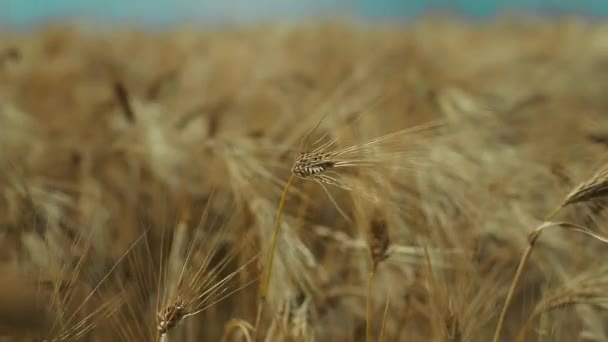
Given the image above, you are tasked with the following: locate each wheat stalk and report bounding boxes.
[254,174,295,339]
[378,290,391,342]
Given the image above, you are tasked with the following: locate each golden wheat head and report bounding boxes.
[157,300,187,335]
[564,163,608,206]
[367,216,390,270]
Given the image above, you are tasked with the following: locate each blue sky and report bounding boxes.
[1,0,607,28]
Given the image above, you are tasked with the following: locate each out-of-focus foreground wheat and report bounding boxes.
[2,17,608,341]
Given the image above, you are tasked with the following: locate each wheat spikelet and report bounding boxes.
[155,201,258,339]
[111,209,256,342]
[157,300,187,335]
[367,215,390,271]
[290,120,443,192]
[156,256,256,338]
[156,255,255,339]
[563,162,608,206]
[288,118,443,227]
[540,162,608,221]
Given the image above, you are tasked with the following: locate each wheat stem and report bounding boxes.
[366,269,376,342]
[378,289,390,342]
[493,223,552,342]
[543,204,563,222]
[254,174,295,338]
[253,305,263,341]
[492,238,536,342]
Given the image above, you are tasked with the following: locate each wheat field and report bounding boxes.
[2,16,608,342]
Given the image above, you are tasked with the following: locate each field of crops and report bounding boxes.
[2,17,608,341]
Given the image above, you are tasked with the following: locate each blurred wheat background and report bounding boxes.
[2,1,608,342]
